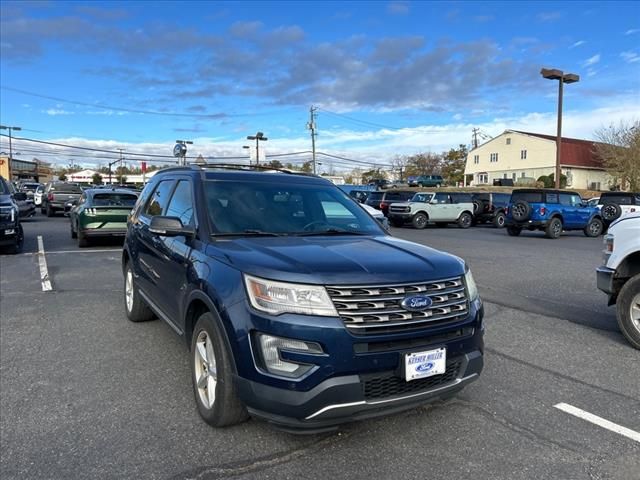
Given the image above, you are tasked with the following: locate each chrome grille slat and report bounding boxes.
[328,277,468,334]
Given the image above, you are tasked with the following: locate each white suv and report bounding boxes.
[598,192,640,227]
[387,192,474,229]
[596,213,640,349]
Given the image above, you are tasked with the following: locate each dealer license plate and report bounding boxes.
[405,347,446,381]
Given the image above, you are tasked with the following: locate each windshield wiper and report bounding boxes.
[294,228,367,236]
[212,229,286,237]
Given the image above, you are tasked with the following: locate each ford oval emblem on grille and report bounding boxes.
[401,295,433,312]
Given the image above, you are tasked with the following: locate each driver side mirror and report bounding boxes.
[149,216,195,237]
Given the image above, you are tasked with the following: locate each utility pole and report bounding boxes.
[0,125,22,178]
[471,128,479,149]
[307,106,318,174]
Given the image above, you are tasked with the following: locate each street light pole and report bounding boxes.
[0,126,22,178]
[540,68,580,189]
[246,132,268,166]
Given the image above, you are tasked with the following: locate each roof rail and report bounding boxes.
[189,163,318,177]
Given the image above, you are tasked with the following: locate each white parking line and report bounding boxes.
[19,248,122,256]
[554,403,640,443]
[36,235,53,292]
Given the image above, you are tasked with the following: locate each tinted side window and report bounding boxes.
[511,192,543,203]
[546,193,559,204]
[452,193,472,203]
[433,193,450,204]
[165,180,195,226]
[558,194,572,206]
[143,180,174,217]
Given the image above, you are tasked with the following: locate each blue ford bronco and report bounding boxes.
[505,188,603,239]
[122,165,484,432]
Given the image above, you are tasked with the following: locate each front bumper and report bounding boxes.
[0,225,19,245]
[227,299,484,432]
[596,266,615,295]
[388,213,412,222]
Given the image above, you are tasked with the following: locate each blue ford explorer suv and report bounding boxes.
[122,166,484,432]
[505,188,603,239]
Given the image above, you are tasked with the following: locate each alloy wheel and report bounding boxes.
[125,270,134,312]
[631,292,640,331]
[194,330,217,409]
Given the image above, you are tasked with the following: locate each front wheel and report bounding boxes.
[493,211,506,228]
[412,212,428,229]
[545,218,563,239]
[583,217,603,237]
[506,226,522,236]
[191,312,249,427]
[616,274,640,349]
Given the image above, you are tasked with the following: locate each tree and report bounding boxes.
[58,173,67,182]
[116,174,128,184]
[361,168,386,184]
[404,153,443,177]
[595,120,640,191]
[264,160,284,169]
[92,173,103,185]
[390,155,410,181]
[440,144,468,185]
[300,161,313,173]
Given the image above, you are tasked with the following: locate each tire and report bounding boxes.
[545,217,563,239]
[70,220,77,239]
[601,203,622,222]
[390,218,404,228]
[191,312,249,427]
[123,263,155,322]
[458,212,472,229]
[583,217,603,237]
[472,200,484,215]
[8,224,24,254]
[412,212,428,229]
[41,206,46,215]
[506,226,522,236]
[493,211,506,228]
[46,205,54,217]
[616,274,640,349]
[511,201,531,222]
[77,229,90,248]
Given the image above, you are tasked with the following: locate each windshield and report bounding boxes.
[411,193,433,203]
[20,183,40,191]
[205,180,385,235]
[92,193,138,207]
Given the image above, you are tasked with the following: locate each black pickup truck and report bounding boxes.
[41,182,83,217]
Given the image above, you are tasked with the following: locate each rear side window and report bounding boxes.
[367,192,383,201]
[52,184,83,194]
[601,194,633,205]
[546,193,559,204]
[165,180,195,226]
[144,180,175,217]
[452,193,472,203]
[433,193,450,204]
[511,192,543,203]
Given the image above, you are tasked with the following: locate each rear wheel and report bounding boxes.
[545,217,563,239]
[77,229,89,248]
[191,312,249,427]
[583,217,603,237]
[46,205,54,217]
[493,211,506,228]
[616,274,640,349]
[506,225,522,236]
[70,220,77,239]
[458,212,472,229]
[124,263,155,322]
[412,212,428,229]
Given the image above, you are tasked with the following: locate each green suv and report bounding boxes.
[69,188,139,247]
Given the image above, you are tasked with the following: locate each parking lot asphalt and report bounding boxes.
[1,215,638,480]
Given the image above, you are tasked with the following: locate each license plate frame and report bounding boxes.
[404,347,446,382]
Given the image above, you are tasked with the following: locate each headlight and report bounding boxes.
[10,207,16,223]
[464,269,479,301]
[255,333,323,378]
[244,275,338,316]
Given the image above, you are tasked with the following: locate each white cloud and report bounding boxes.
[625,29,639,35]
[582,54,600,67]
[569,40,585,49]
[44,108,74,116]
[620,51,640,63]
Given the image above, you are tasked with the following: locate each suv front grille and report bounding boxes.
[327,277,468,334]
[0,206,14,224]
[362,359,462,399]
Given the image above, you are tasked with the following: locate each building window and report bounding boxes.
[521,172,526,178]
[490,153,498,162]
[506,138,511,145]
[503,173,507,179]
[473,154,479,164]
[521,149,527,159]
[478,173,488,184]
[512,173,517,180]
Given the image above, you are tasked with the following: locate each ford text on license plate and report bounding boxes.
[405,347,446,381]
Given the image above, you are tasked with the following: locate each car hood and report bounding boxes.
[207,235,465,285]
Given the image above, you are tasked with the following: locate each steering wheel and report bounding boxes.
[302,220,330,232]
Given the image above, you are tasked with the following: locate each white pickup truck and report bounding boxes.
[387,191,474,229]
[596,212,640,349]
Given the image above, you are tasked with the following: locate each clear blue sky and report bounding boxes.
[0,0,638,167]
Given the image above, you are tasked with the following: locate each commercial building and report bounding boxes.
[464,130,611,191]
[0,156,54,183]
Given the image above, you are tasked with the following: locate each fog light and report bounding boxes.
[4,229,15,235]
[256,333,323,378]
